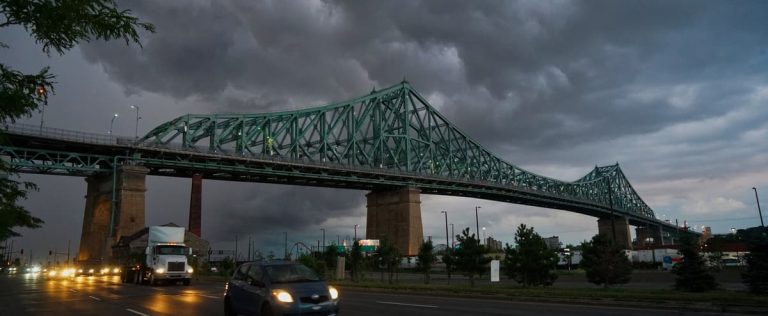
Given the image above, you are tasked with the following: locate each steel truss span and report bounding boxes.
[2,81,669,229]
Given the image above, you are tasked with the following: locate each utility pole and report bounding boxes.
[753,187,765,228]
[441,211,449,251]
[450,223,455,249]
[321,228,326,250]
[283,232,288,259]
[474,206,481,242]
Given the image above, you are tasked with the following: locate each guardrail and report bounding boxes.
[1,123,133,146]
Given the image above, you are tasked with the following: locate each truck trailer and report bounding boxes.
[119,226,194,286]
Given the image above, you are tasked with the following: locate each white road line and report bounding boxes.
[125,308,150,316]
[70,289,78,292]
[199,294,220,299]
[376,301,438,308]
[88,296,101,301]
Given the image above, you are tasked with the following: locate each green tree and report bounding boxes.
[580,234,632,288]
[348,240,363,282]
[322,245,339,279]
[441,250,454,284]
[454,227,489,286]
[298,254,327,277]
[416,239,435,284]
[503,224,558,287]
[376,237,401,284]
[673,233,718,292]
[741,230,768,293]
[0,0,154,241]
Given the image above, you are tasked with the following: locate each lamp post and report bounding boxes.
[321,228,326,250]
[109,113,118,135]
[482,227,486,245]
[353,224,358,241]
[474,206,481,242]
[36,85,47,132]
[283,232,288,259]
[753,187,765,228]
[450,223,454,248]
[130,105,141,139]
[441,211,449,251]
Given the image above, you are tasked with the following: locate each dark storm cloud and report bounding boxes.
[80,0,767,151]
[201,182,364,242]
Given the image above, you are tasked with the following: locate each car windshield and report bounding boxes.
[157,246,186,255]
[265,264,320,283]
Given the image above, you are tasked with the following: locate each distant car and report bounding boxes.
[224,261,340,316]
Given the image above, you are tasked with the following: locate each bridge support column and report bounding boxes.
[597,216,631,249]
[636,226,662,247]
[366,187,423,256]
[77,165,148,262]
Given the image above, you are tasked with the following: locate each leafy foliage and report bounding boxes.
[348,240,363,282]
[454,227,490,286]
[416,239,435,284]
[503,224,558,287]
[741,230,768,294]
[298,254,327,277]
[580,234,632,288]
[441,249,454,283]
[673,233,718,292]
[0,0,154,241]
[376,237,401,284]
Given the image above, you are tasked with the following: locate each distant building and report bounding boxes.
[485,237,503,252]
[543,236,561,250]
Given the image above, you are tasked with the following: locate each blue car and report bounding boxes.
[225,261,340,316]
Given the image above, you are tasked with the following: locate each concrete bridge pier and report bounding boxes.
[597,216,632,249]
[77,165,148,262]
[635,225,663,247]
[366,187,423,256]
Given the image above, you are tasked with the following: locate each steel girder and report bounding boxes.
[0,146,114,175]
[137,81,656,221]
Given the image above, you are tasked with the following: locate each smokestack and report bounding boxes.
[189,174,202,237]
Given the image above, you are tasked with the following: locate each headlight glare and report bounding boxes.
[187,268,194,273]
[273,290,293,303]
[156,268,165,274]
[329,286,339,300]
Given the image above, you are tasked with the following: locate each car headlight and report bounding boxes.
[328,286,339,300]
[78,269,84,273]
[88,269,95,273]
[273,290,293,303]
[48,271,57,277]
[113,268,120,274]
[187,268,194,273]
[155,268,165,274]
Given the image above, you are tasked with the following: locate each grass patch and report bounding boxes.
[330,280,768,307]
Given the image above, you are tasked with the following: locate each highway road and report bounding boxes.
[0,273,750,315]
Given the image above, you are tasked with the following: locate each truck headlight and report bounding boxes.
[273,290,293,303]
[187,268,194,273]
[113,268,120,274]
[156,268,165,274]
[328,286,339,300]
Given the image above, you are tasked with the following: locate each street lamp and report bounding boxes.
[753,187,765,228]
[130,105,141,139]
[353,224,359,241]
[109,113,118,135]
[474,206,482,241]
[441,211,449,251]
[36,85,47,132]
[482,227,486,245]
[450,223,454,248]
[283,232,288,259]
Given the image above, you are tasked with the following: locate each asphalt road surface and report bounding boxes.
[0,273,749,315]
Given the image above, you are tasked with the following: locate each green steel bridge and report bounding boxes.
[0,81,680,232]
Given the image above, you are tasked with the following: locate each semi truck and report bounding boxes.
[119,226,194,286]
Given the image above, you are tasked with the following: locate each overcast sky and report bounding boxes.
[4,0,768,261]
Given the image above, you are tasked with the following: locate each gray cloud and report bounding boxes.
[8,1,768,256]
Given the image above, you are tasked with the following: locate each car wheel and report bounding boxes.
[260,303,274,316]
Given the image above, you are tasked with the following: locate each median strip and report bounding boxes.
[376,301,438,308]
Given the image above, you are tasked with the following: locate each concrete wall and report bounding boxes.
[366,187,423,256]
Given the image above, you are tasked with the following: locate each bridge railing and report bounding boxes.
[2,123,129,146]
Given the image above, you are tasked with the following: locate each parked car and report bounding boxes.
[224,261,340,316]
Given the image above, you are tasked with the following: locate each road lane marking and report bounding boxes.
[89,296,101,301]
[199,294,219,299]
[376,301,438,308]
[70,289,78,292]
[125,308,150,316]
